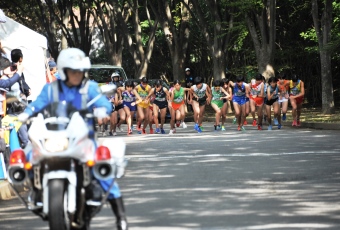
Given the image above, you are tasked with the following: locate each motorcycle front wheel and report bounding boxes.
[48,179,70,230]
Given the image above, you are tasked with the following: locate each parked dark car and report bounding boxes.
[89,65,128,86]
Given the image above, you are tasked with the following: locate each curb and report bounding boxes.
[184,117,340,130]
[0,180,15,200]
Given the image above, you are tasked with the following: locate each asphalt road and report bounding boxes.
[1,122,340,230]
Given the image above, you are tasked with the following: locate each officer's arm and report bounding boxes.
[88,83,111,115]
[24,84,52,116]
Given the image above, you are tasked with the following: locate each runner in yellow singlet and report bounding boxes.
[135,77,153,134]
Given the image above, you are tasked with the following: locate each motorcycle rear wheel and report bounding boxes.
[48,179,69,230]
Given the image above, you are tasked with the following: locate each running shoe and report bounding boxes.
[173,128,176,133]
[155,128,161,134]
[232,117,237,124]
[169,129,174,135]
[282,113,287,121]
[296,120,301,126]
[127,129,132,135]
[221,125,226,131]
[194,123,199,131]
[102,130,107,137]
[142,129,146,134]
[197,126,202,133]
[150,128,154,134]
[252,119,257,126]
[273,118,279,126]
[237,126,241,131]
[176,120,181,127]
[200,126,204,131]
[113,132,117,136]
[137,130,142,134]
[257,125,263,130]
[292,120,297,126]
[241,126,246,131]
[268,125,272,131]
[161,128,165,134]
[244,120,248,125]
[278,124,282,129]
[182,122,187,129]
[109,131,113,136]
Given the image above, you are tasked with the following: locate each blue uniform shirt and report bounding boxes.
[24,79,111,116]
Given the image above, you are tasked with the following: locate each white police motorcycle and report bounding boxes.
[7,85,127,230]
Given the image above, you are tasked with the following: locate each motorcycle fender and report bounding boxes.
[42,170,77,215]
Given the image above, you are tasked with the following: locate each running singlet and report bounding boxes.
[233,83,246,98]
[211,87,223,101]
[122,91,135,103]
[277,80,289,92]
[173,87,185,103]
[154,87,166,102]
[264,83,268,98]
[192,84,207,98]
[267,85,279,99]
[136,84,150,99]
[250,82,263,97]
[290,80,301,96]
[136,84,151,108]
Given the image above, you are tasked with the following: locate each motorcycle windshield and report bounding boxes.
[42,101,78,131]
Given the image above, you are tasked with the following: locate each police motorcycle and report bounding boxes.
[6,85,127,230]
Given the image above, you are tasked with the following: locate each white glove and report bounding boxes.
[18,112,30,122]
[93,107,108,119]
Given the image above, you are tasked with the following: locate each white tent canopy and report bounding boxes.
[0,17,48,101]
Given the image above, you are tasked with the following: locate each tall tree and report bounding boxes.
[243,0,276,75]
[186,0,235,80]
[150,0,190,80]
[116,0,159,78]
[92,0,124,66]
[311,0,334,114]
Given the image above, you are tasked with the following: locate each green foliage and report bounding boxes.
[1,0,340,105]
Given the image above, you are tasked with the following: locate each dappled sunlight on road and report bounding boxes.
[119,128,340,229]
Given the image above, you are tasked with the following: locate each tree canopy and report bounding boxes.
[1,0,339,111]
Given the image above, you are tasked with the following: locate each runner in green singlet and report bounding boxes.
[211,80,231,131]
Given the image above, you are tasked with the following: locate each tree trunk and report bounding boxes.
[320,51,334,113]
[312,0,334,114]
[61,12,69,50]
[188,0,231,81]
[245,0,276,76]
[151,0,189,81]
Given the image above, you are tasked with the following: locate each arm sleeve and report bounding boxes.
[88,82,112,115]
[0,73,20,88]
[24,84,52,116]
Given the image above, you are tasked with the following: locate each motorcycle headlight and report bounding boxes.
[45,138,69,153]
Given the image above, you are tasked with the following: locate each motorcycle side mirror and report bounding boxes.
[86,84,117,108]
[100,84,116,96]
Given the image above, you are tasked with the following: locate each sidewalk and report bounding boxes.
[183,116,340,130]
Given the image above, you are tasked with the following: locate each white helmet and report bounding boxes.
[111,72,120,78]
[57,48,91,81]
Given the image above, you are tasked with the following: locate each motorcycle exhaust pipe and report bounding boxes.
[8,166,27,185]
[93,163,115,181]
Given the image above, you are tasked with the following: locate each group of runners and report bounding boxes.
[98,71,305,136]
